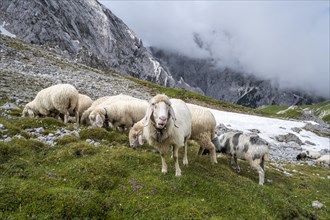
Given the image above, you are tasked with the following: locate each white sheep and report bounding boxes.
[129,119,145,148]
[22,84,79,123]
[186,103,218,164]
[89,98,149,130]
[314,155,330,166]
[74,94,93,124]
[80,94,135,125]
[143,94,192,176]
[215,131,269,185]
[129,103,218,164]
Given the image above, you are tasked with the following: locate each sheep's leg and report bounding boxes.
[231,155,240,172]
[160,153,168,174]
[209,144,218,164]
[252,161,264,185]
[63,114,68,123]
[173,145,181,176]
[183,137,189,166]
[75,111,80,125]
[197,146,205,156]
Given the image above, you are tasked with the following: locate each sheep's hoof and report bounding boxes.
[161,169,167,174]
[175,171,181,177]
[183,160,188,166]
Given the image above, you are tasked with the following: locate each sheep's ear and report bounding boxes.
[168,105,178,128]
[138,132,144,145]
[144,104,154,126]
[95,114,103,127]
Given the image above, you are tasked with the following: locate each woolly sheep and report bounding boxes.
[186,103,218,164]
[314,155,330,166]
[74,94,93,124]
[214,131,269,185]
[129,103,218,164]
[89,98,148,130]
[22,84,79,123]
[80,94,135,125]
[143,94,192,176]
[296,150,321,160]
[129,119,145,148]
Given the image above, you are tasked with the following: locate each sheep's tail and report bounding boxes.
[68,96,78,115]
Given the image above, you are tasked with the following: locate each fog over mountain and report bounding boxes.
[100,1,330,98]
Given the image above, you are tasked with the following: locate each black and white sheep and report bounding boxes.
[214,132,269,185]
[296,150,321,160]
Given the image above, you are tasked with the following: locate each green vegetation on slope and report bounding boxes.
[257,101,330,122]
[0,107,329,219]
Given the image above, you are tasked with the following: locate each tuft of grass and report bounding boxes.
[79,127,128,145]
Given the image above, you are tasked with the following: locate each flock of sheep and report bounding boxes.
[21,83,329,185]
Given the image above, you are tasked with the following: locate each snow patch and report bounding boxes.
[207,108,329,152]
[149,57,162,80]
[126,29,136,40]
[0,21,16,38]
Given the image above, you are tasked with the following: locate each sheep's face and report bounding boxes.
[89,111,104,128]
[145,101,176,129]
[22,104,35,117]
[129,128,144,148]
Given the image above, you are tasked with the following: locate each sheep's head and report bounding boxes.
[144,94,177,129]
[89,108,105,128]
[129,126,144,148]
[22,102,35,117]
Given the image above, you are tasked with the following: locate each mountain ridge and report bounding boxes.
[149,46,326,108]
[0,0,202,94]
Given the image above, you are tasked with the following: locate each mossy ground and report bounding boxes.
[0,107,329,219]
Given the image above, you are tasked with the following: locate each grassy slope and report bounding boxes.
[256,101,330,122]
[0,106,329,219]
[1,36,329,218]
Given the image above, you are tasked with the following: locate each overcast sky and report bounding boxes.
[100,1,329,98]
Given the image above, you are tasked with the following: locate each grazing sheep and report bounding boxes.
[80,94,135,125]
[129,119,145,148]
[143,94,192,176]
[296,150,321,160]
[215,132,269,185]
[314,155,330,166]
[72,94,93,124]
[89,99,148,130]
[22,84,79,123]
[187,103,218,164]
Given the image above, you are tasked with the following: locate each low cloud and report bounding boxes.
[100,1,329,98]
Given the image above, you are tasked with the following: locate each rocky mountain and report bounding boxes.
[0,0,325,108]
[150,47,326,108]
[0,0,201,93]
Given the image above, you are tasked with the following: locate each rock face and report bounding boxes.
[150,47,325,108]
[0,0,200,93]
